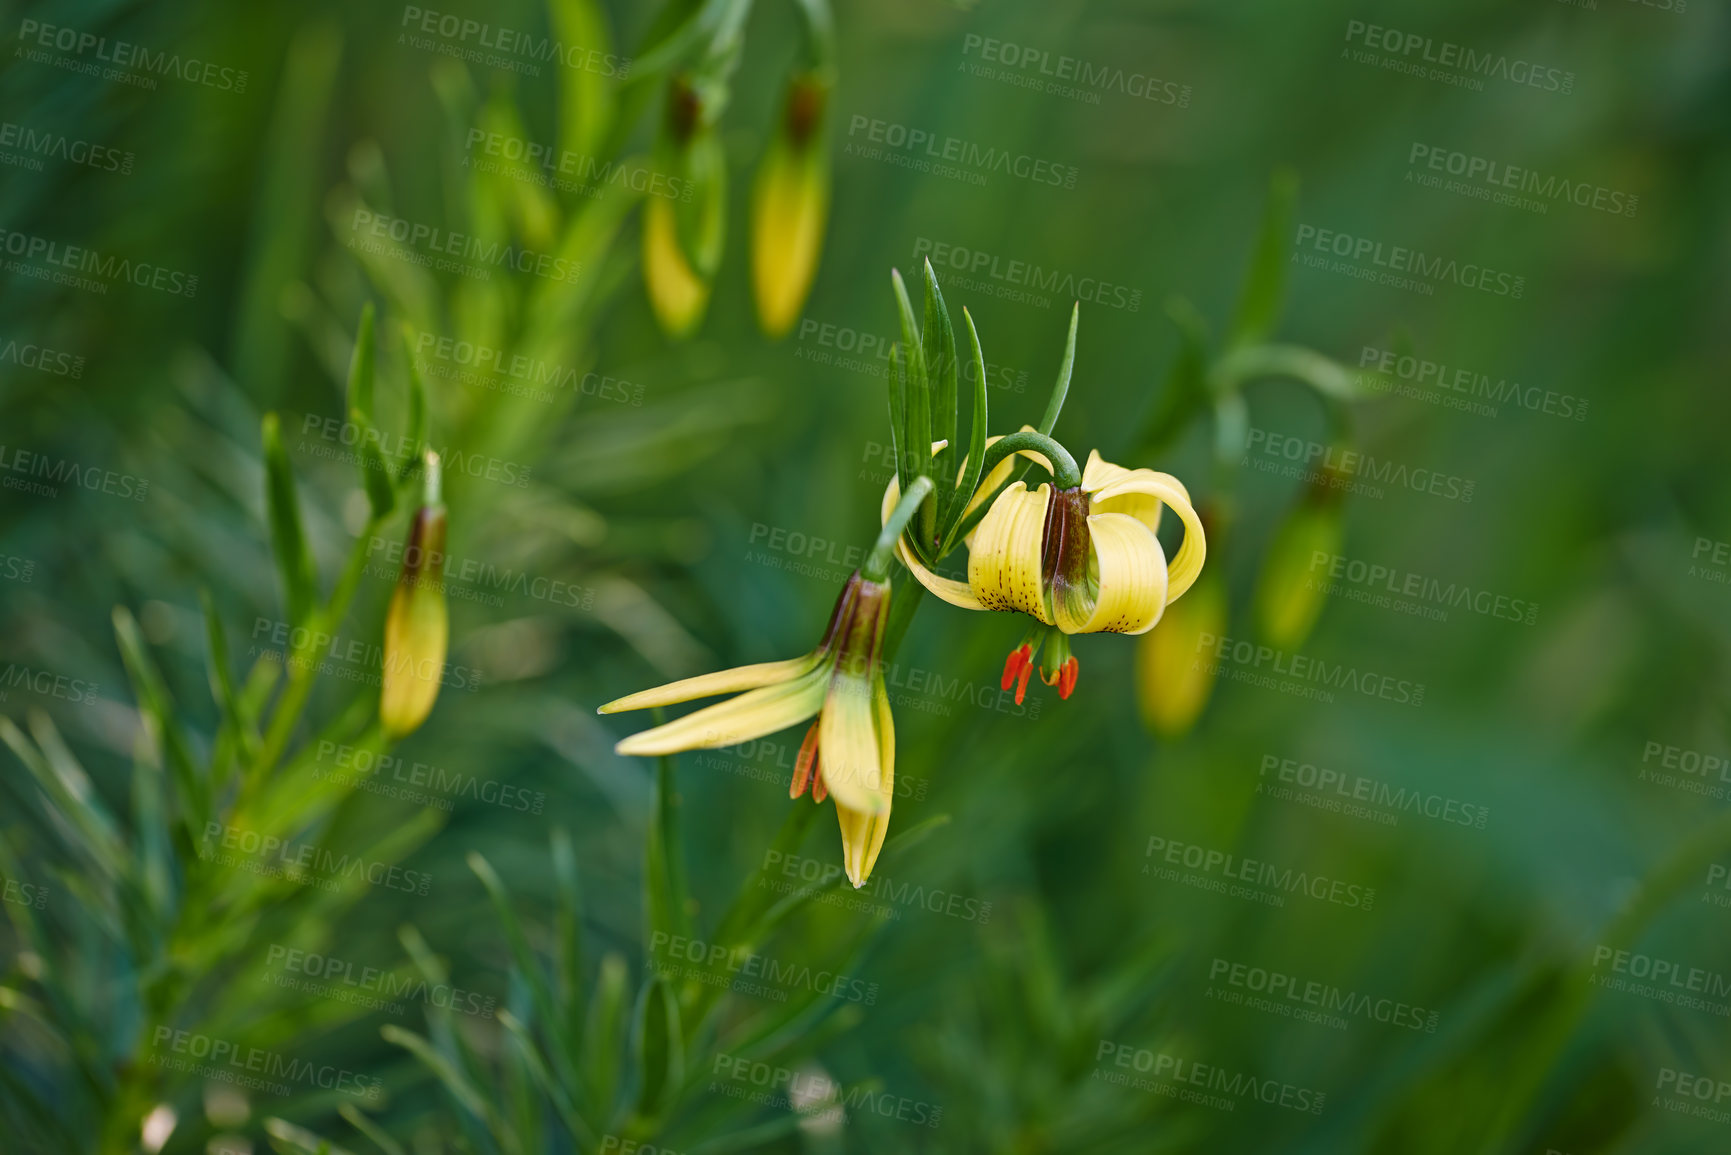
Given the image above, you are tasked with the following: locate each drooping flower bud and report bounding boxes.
[381,452,449,739]
[1254,473,1344,650]
[645,78,725,338]
[1136,556,1226,739]
[751,72,831,339]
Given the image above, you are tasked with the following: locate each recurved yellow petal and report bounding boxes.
[1091,471,1205,603]
[817,670,888,817]
[599,653,820,714]
[614,664,829,756]
[880,472,983,610]
[968,482,1054,624]
[836,683,895,888]
[1069,512,1169,635]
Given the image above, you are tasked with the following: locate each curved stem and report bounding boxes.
[979,431,1081,489]
[864,475,933,582]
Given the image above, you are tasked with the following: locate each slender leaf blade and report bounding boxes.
[261,412,318,628]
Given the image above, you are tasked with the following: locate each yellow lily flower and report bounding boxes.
[600,571,895,888]
[883,439,1205,698]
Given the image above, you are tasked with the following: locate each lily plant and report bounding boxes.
[603,261,1206,885]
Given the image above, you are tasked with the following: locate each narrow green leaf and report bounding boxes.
[468,850,570,1092]
[381,1025,508,1140]
[645,748,694,943]
[0,717,123,885]
[336,1104,407,1155]
[551,828,587,1043]
[263,1117,358,1155]
[261,412,318,629]
[113,607,208,831]
[1037,302,1079,436]
[941,307,991,556]
[348,303,376,419]
[921,259,959,542]
[1228,167,1299,349]
[495,1010,597,1148]
[351,409,396,518]
[584,953,631,1119]
[890,269,930,517]
[397,324,428,484]
[632,975,684,1116]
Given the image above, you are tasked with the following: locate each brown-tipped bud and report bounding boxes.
[646,79,726,338]
[1253,477,1344,650]
[1136,566,1227,739]
[381,461,449,739]
[751,73,831,338]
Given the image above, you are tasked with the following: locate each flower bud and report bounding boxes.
[644,78,725,338]
[1253,478,1343,650]
[1136,566,1226,739]
[751,72,830,339]
[382,455,448,739]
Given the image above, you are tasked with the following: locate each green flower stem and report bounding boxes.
[979,431,1081,490]
[864,475,934,583]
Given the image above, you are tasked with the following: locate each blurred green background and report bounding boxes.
[2,0,1729,1152]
